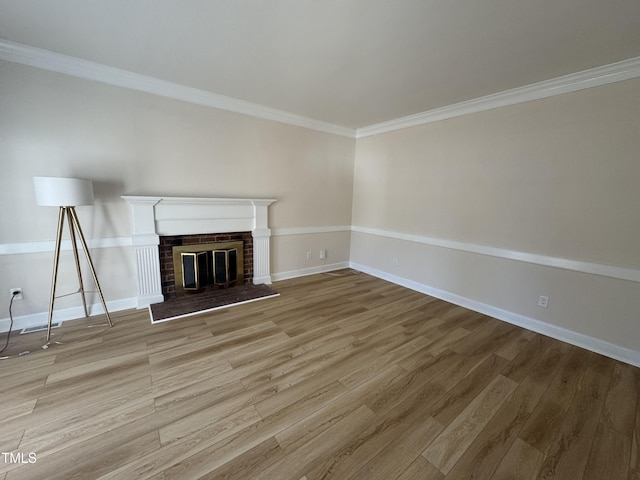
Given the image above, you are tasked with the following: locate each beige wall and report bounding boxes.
[352,78,640,355]
[353,78,640,267]
[0,61,355,321]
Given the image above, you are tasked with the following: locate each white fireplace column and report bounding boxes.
[126,197,163,308]
[251,200,274,285]
[122,195,277,308]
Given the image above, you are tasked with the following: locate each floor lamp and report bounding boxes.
[33,177,113,342]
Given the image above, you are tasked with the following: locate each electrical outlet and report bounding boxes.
[10,288,23,300]
[319,250,326,259]
[538,295,549,308]
[306,251,312,260]
[393,258,399,266]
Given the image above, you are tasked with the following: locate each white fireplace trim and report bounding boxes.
[122,195,277,308]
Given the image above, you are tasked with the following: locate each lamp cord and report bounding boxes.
[0,292,18,355]
[1,292,110,358]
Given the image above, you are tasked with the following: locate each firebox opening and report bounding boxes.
[159,232,253,300]
[173,241,243,296]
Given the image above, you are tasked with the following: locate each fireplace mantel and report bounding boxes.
[122,195,276,308]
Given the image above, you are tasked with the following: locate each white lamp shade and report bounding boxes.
[33,177,95,206]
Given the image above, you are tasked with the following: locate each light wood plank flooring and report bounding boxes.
[0,270,638,479]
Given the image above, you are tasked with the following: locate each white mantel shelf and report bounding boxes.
[122,195,277,308]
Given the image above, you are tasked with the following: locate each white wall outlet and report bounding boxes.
[393,258,399,266]
[538,295,549,308]
[319,250,326,259]
[10,288,23,300]
[306,251,312,260]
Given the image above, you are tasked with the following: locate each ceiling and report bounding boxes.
[1,0,640,130]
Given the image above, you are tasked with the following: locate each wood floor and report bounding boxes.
[0,270,638,479]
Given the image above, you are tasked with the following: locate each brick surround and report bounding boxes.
[159,232,253,299]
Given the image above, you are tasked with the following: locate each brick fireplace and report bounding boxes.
[159,231,253,298]
[122,195,276,309]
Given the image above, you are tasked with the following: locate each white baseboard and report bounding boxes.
[136,293,165,309]
[350,262,640,368]
[0,261,349,332]
[0,297,138,334]
[253,275,274,285]
[6,259,636,367]
[272,262,350,282]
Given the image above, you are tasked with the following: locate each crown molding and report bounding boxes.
[0,39,357,138]
[356,55,640,138]
[3,38,639,140]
